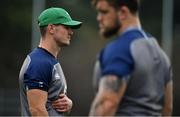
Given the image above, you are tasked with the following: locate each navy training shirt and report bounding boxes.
[19,47,67,116]
[93,28,172,115]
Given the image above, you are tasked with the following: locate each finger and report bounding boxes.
[56,108,67,112]
[52,105,66,109]
[52,97,67,103]
[52,101,68,106]
[52,99,68,104]
[59,93,65,98]
[52,103,68,107]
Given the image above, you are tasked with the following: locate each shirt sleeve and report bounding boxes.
[23,59,52,92]
[100,41,134,79]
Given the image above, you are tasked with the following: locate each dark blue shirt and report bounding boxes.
[94,28,172,116]
[19,47,67,116]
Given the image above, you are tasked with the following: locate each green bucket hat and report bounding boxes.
[38,7,82,29]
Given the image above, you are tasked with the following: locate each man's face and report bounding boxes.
[96,0,120,38]
[53,25,73,47]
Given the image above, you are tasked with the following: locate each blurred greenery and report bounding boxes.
[0,0,179,116]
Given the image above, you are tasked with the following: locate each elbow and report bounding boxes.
[89,95,120,115]
[104,99,119,111]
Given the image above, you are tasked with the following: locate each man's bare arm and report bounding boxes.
[162,81,173,116]
[27,89,48,116]
[89,75,127,116]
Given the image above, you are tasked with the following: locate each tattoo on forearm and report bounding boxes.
[89,76,126,116]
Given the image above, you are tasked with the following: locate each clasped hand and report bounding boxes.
[52,93,73,113]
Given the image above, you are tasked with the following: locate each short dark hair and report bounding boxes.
[39,26,47,37]
[92,0,140,15]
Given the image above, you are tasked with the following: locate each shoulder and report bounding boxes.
[101,30,145,62]
[23,49,59,91]
[29,48,58,66]
[27,49,58,74]
[98,30,150,77]
[106,30,147,51]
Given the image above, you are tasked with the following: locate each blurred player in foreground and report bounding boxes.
[89,0,173,116]
[19,7,82,116]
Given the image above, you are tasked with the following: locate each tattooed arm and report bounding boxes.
[89,75,127,116]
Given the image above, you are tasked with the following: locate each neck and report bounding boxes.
[119,16,141,34]
[39,36,61,58]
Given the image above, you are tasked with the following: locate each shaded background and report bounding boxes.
[0,0,179,116]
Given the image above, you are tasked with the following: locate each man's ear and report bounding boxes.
[118,6,129,20]
[47,24,55,34]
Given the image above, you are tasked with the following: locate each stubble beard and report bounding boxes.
[101,20,121,38]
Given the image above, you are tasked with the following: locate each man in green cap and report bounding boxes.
[19,7,82,116]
